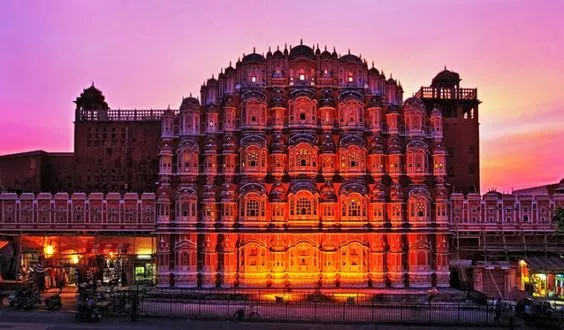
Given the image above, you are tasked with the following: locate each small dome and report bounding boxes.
[387,136,402,154]
[433,143,447,155]
[319,89,335,107]
[368,95,383,108]
[320,49,332,59]
[368,66,379,75]
[179,96,200,111]
[431,107,442,117]
[370,183,386,202]
[386,78,397,85]
[220,183,236,201]
[270,133,286,154]
[74,83,109,110]
[224,65,236,74]
[339,53,363,65]
[202,185,216,201]
[431,68,461,88]
[289,44,315,60]
[242,52,266,63]
[269,182,287,202]
[269,89,286,108]
[390,184,404,202]
[434,184,449,200]
[555,178,564,193]
[369,136,385,154]
[320,133,335,154]
[272,49,284,59]
[320,182,337,202]
[204,136,217,152]
[206,76,218,85]
[223,96,237,108]
[159,143,173,155]
[403,96,425,111]
[222,135,236,153]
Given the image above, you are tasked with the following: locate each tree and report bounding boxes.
[553,207,564,232]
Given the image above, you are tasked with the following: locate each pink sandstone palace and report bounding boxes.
[1,42,563,298]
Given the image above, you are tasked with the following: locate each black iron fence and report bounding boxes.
[99,287,526,327]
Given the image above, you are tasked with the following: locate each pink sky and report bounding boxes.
[0,0,563,193]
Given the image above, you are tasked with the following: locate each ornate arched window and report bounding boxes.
[289,192,317,219]
[174,240,197,272]
[406,141,429,175]
[341,243,367,273]
[297,197,312,215]
[290,242,317,273]
[408,238,431,272]
[407,189,431,225]
[340,146,365,174]
[241,146,266,174]
[241,243,266,273]
[340,193,367,222]
[289,143,318,174]
[239,184,268,224]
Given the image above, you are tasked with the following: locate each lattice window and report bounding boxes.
[296,197,312,216]
[246,199,259,217]
[348,199,361,217]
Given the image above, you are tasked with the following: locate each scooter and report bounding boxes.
[44,293,62,311]
[12,288,41,309]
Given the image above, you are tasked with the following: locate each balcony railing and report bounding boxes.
[77,109,179,122]
[415,87,477,100]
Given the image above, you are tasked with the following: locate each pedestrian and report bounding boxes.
[169,272,175,288]
[494,297,502,323]
[427,286,439,304]
[57,270,64,293]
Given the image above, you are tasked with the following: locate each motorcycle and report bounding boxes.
[44,293,62,311]
[10,288,41,309]
[75,295,102,322]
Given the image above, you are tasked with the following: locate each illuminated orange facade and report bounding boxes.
[156,43,450,288]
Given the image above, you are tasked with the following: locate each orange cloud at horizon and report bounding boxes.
[481,124,564,193]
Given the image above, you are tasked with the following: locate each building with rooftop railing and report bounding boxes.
[1,42,562,298]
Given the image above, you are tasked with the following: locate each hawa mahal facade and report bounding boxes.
[2,42,562,295]
[155,43,450,288]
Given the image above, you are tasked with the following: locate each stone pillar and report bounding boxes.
[387,233,405,288]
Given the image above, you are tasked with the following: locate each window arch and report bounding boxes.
[289,192,318,220]
[341,243,367,273]
[241,243,266,273]
[289,143,318,174]
[241,146,267,174]
[340,193,367,222]
[174,240,197,272]
[176,191,198,223]
[239,191,267,223]
[340,146,366,174]
[406,142,429,175]
[290,242,317,273]
[408,192,431,225]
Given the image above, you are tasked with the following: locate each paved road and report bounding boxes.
[0,319,513,330]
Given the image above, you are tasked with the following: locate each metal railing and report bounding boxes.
[104,287,524,327]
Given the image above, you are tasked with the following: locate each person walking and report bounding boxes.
[427,286,439,304]
[494,297,502,323]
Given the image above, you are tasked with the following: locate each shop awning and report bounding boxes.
[524,254,564,272]
[86,243,130,255]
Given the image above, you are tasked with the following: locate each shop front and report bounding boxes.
[519,253,564,300]
[16,234,156,288]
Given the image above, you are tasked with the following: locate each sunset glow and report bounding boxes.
[1,0,563,193]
